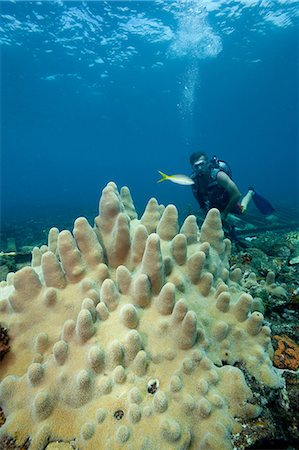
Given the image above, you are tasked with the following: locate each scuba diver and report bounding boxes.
[189,151,275,242]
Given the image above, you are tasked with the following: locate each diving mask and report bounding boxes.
[193,159,207,174]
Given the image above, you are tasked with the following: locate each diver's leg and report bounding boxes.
[240,189,254,214]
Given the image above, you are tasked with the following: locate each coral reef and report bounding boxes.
[273,335,299,371]
[0,182,284,449]
[234,364,298,450]
[230,241,298,342]
[249,230,299,260]
[0,251,32,282]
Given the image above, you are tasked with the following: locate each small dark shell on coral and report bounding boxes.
[114,409,125,420]
[147,378,159,394]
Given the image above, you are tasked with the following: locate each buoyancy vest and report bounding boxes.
[191,157,232,211]
[210,156,232,179]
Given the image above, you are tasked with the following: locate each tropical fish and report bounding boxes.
[157,170,194,185]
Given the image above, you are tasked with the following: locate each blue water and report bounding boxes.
[1,0,298,228]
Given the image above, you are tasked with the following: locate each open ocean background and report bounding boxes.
[1,0,298,242]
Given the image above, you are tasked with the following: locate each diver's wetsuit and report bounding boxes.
[191,166,244,244]
[191,167,242,215]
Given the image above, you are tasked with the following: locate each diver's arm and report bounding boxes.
[216,172,241,218]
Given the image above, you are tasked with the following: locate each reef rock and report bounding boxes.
[0,326,10,361]
[0,182,282,450]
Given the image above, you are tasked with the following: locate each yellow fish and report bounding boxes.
[157,171,194,185]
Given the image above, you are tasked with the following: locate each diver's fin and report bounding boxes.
[157,171,169,183]
[252,190,275,216]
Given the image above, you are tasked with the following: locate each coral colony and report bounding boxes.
[0,182,282,449]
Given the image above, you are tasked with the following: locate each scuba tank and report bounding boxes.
[210,155,232,178]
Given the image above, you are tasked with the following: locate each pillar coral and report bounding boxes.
[0,182,282,450]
